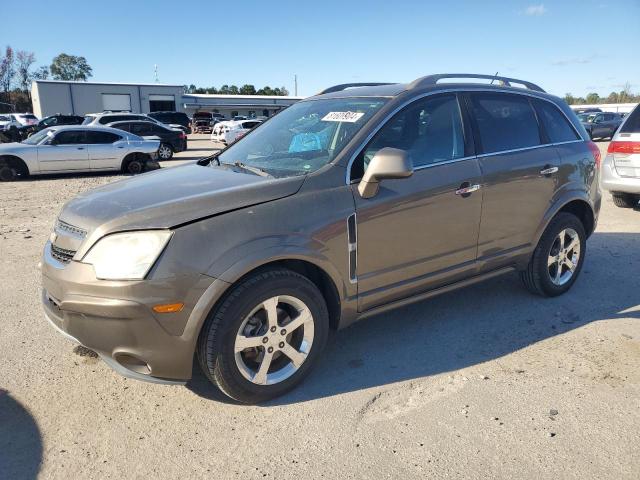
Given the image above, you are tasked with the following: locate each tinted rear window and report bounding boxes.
[620,106,640,133]
[470,93,541,153]
[533,100,580,143]
[86,131,121,144]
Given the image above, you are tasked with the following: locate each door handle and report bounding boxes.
[455,183,481,196]
[540,166,558,176]
[77,147,85,150]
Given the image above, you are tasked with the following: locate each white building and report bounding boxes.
[31,80,303,119]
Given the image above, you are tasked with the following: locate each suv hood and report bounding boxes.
[59,164,305,253]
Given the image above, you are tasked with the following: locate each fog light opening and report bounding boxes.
[115,354,151,375]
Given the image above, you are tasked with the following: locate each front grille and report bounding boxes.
[51,244,76,263]
[55,219,87,238]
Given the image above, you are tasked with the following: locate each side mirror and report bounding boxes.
[358,147,413,199]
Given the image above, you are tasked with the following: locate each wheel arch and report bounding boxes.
[534,193,596,248]
[0,154,30,176]
[120,151,150,171]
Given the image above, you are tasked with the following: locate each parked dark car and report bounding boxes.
[148,111,192,134]
[574,107,602,114]
[22,114,84,138]
[578,112,623,140]
[107,120,187,160]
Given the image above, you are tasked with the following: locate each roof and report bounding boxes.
[312,74,549,100]
[33,80,183,88]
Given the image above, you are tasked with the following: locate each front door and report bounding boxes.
[351,94,483,311]
[37,130,89,172]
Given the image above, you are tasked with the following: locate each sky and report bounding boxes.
[3,0,639,98]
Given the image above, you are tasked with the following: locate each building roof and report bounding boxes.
[33,80,184,88]
[184,94,304,100]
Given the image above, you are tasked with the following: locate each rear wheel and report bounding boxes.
[123,158,143,175]
[197,268,329,404]
[612,192,639,208]
[158,143,173,160]
[520,213,586,297]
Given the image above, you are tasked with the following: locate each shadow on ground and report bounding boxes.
[0,389,42,479]
[187,231,640,404]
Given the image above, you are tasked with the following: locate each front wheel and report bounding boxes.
[197,268,329,404]
[520,213,586,297]
[0,164,18,181]
[158,143,173,160]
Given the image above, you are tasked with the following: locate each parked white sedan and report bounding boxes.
[0,125,160,181]
[211,119,262,144]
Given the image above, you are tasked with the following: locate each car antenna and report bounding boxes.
[490,71,499,85]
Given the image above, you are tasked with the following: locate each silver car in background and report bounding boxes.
[601,105,640,208]
[0,125,160,182]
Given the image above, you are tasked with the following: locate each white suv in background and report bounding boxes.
[211,119,262,144]
[601,105,640,208]
[83,112,184,132]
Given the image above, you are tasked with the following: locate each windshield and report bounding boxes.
[212,98,387,177]
[22,128,52,145]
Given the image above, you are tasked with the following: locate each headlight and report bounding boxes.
[82,230,172,280]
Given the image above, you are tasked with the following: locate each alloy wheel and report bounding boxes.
[158,144,172,160]
[547,228,581,286]
[234,295,314,386]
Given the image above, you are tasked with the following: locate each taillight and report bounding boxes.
[179,132,186,139]
[587,141,601,168]
[608,141,640,155]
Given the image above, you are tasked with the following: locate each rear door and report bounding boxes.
[467,92,560,265]
[87,130,124,170]
[37,130,89,171]
[353,93,483,310]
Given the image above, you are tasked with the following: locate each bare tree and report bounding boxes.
[0,46,15,92]
[16,50,36,91]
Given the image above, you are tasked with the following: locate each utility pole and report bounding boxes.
[294,74,298,96]
[154,64,159,83]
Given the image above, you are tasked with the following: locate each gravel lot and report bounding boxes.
[1,140,639,480]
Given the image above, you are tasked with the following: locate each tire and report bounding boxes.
[0,164,17,182]
[612,193,639,208]
[158,143,173,160]
[124,159,143,175]
[197,268,329,404]
[520,212,586,297]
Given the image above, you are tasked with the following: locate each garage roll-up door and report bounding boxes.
[102,94,131,111]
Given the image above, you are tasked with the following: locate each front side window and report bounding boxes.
[470,93,541,153]
[213,97,387,178]
[533,100,580,143]
[54,131,86,144]
[41,116,58,126]
[351,94,465,180]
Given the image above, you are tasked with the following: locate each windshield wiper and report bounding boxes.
[233,162,272,178]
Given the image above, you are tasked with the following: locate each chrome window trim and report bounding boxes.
[344,87,587,184]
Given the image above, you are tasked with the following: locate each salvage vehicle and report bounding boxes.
[148,111,192,134]
[42,74,601,403]
[107,120,187,160]
[601,104,640,208]
[191,111,214,133]
[0,125,159,181]
[211,119,262,144]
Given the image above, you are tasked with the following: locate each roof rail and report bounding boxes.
[408,74,545,93]
[316,82,395,95]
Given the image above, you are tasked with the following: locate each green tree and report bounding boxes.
[563,93,575,105]
[585,92,600,104]
[50,53,93,81]
[32,65,49,80]
[239,84,256,95]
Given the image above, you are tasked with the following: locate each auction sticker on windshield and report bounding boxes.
[322,111,365,123]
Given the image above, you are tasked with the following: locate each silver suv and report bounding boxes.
[42,74,602,403]
[601,104,640,208]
